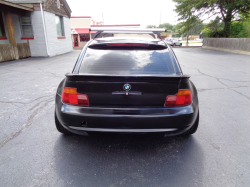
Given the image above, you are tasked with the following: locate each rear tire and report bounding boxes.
[181,111,199,136]
[180,43,182,46]
[173,43,176,46]
[55,111,72,135]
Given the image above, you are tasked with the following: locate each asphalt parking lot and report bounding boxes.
[0,48,250,187]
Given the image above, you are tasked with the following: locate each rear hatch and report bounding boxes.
[65,40,182,107]
[65,75,184,107]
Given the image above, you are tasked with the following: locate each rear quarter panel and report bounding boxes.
[55,78,66,120]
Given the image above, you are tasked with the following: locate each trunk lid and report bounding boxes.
[65,74,189,107]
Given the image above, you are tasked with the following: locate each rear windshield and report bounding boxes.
[79,48,176,76]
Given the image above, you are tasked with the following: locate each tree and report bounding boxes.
[158,23,174,31]
[202,17,224,37]
[189,20,205,35]
[173,0,250,37]
[146,25,157,28]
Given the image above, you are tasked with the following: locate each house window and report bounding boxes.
[55,15,64,36]
[20,15,33,37]
[80,34,90,42]
[0,13,6,37]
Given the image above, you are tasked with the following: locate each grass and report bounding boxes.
[181,40,203,43]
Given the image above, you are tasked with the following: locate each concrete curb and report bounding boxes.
[172,46,202,48]
[73,47,83,50]
[202,46,250,56]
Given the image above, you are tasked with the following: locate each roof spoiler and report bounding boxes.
[90,28,166,39]
[65,73,190,83]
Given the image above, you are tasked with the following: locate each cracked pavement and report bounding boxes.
[0,48,250,187]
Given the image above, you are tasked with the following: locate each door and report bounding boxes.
[175,39,180,45]
[73,34,79,47]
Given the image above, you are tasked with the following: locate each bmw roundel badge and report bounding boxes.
[123,84,131,91]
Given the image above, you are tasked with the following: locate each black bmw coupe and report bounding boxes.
[55,28,199,136]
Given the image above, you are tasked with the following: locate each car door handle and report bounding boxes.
[112,91,142,95]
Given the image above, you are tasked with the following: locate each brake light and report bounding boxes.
[164,89,192,107]
[62,87,89,106]
[108,44,148,47]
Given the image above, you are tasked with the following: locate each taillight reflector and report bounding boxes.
[62,87,89,106]
[164,89,192,107]
[108,44,148,47]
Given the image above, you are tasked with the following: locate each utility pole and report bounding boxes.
[102,13,104,25]
[186,15,190,45]
[186,30,189,44]
[159,11,161,26]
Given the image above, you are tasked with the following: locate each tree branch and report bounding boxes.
[219,1,225,20]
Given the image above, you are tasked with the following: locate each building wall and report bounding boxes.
[29,11,72,57]
[29,11,48,57]
[70,18,91,28]
[44,11,72,56]
[0,13,30,45]
[79,41,87,48]
[11,14,27,44]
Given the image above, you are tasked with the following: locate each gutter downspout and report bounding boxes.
[40,2,50,56]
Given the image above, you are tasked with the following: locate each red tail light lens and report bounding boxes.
[108,44,148,47]
[62,87,89,106]
[164,89,192,107]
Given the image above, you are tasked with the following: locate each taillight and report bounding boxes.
[62,87,89,106]
[108,44,148,47]
[164,89,192,107]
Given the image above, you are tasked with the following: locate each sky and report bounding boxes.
[67,0,179,28]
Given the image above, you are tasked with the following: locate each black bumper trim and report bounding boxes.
[61,104,193,118]
[69,126,178,132]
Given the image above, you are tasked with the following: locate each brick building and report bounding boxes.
[0,0,72,62]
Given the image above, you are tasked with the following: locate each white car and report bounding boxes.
[165,38,182,46]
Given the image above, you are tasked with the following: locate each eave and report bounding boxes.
[0,0,34,11]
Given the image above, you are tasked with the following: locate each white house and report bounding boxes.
[0,0,72,62]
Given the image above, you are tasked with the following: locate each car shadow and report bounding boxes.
[53,133,204,187]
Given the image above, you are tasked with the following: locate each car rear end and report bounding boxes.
[55,34,199,136]
[167,39,174,46]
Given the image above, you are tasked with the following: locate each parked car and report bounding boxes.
[55,28,199,137]
[165,38,182,46]
[194,38,203,41]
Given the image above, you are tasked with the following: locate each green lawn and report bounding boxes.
[182,40,203,43]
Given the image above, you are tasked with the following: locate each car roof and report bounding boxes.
[90,28,166,40]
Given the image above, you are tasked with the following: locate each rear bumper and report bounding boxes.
[56,102,198,136]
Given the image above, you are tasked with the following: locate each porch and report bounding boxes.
[0,2,32,62]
